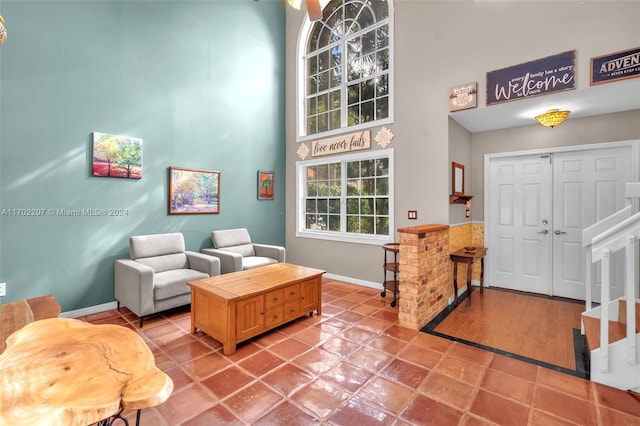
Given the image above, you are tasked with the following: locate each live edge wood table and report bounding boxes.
[450,247,487,307]
[188,263,325,355]
[0,317,173,426]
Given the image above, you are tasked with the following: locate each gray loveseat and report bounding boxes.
[201,228,285,274]
[115,232,220,326]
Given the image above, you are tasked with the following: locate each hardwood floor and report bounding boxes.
[427,287,585,373]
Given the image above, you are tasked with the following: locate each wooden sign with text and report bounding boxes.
[312,130,371,157]
[487,50,575,105]
[591,46,640,85]
[450,82,477,112]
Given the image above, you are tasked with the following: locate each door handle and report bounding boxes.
[537,229,549,235]
[554,230,567,235]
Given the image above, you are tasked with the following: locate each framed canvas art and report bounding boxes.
[258,171,275,200]
[169,167,220,214]
[92,132,142,179]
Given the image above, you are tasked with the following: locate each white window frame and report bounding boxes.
[295,0,395,142]
[296,148,394,245]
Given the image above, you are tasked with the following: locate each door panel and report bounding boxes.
[489,155,551,294]
[552,147,631,300]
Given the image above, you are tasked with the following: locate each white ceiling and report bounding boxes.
[449,78,640,133]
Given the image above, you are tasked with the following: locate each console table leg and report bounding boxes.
[480,257,485,295]
[453,262,459,306]
[466,262,472,307]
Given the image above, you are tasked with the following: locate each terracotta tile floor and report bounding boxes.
[81,278,640,425]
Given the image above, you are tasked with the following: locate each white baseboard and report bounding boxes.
[323,273,383,291]
[447,279,481,305]
[60,301,118,319]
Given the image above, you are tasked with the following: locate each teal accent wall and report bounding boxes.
[0,1,286,311]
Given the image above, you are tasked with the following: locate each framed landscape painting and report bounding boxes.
[92,132,142,179]
[169,167,220,214]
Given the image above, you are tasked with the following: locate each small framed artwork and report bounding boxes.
[169,167,220,214]
[258,171,275,200]
[92,132,143,179]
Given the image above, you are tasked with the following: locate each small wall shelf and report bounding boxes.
[450,194,473,204]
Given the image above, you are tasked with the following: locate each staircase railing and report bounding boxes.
[583,182,640,373]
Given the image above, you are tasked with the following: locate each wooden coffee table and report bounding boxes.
[188,263,325,355]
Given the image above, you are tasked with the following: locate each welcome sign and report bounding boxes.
[590,46,640,86]
[486,50,576,105]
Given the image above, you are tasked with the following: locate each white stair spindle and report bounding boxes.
[627,235,637,365]
[601,249,610,373]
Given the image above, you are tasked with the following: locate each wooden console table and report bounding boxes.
[450,247,487,307]
[0,318,173,426]
[188,263,325,355]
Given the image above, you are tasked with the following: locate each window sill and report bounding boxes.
[296,229,392,246]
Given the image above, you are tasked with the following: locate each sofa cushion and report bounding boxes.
[136,253,189,273]
[130,233,185,259]
[212,228,252,249]
[154,269,208,300]
[242,256,278,270]
[219,243,256,258]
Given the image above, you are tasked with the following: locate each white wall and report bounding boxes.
[285,0,640,285]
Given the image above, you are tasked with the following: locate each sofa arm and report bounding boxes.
[114,259,155,317]
[186,251,220,277]
[253,244,286,263]
[201,248,242,274]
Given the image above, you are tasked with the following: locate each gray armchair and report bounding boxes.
[115,232,220,327]
[201,228,285,274]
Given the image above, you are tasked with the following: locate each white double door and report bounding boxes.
[488,145,634,300]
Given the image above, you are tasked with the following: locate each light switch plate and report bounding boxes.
[408,210,417,220]
[0,282,6,297]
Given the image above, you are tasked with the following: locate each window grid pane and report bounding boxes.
[302,153,391,238]
[304,0,391,136]
[305,162,341,231]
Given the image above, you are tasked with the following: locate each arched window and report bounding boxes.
[298,0,393,139]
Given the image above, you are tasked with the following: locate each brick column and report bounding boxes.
[397,224,450,330]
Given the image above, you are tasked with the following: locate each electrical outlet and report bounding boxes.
[408,210,418,220]
[0,282,6,297]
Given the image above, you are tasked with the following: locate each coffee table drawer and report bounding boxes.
[265,306,284,328]
[284,284,300,302]
[284,301,301,321]
[265,289,284,309]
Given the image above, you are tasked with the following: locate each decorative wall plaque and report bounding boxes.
[486,50,576,105]
[590,46,640,86]
[311,130,371,157]
[449,82,477,112]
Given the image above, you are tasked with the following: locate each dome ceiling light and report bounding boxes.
[535,109,571,128]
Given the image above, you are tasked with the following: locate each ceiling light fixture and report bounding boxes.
[535,109,571,128]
